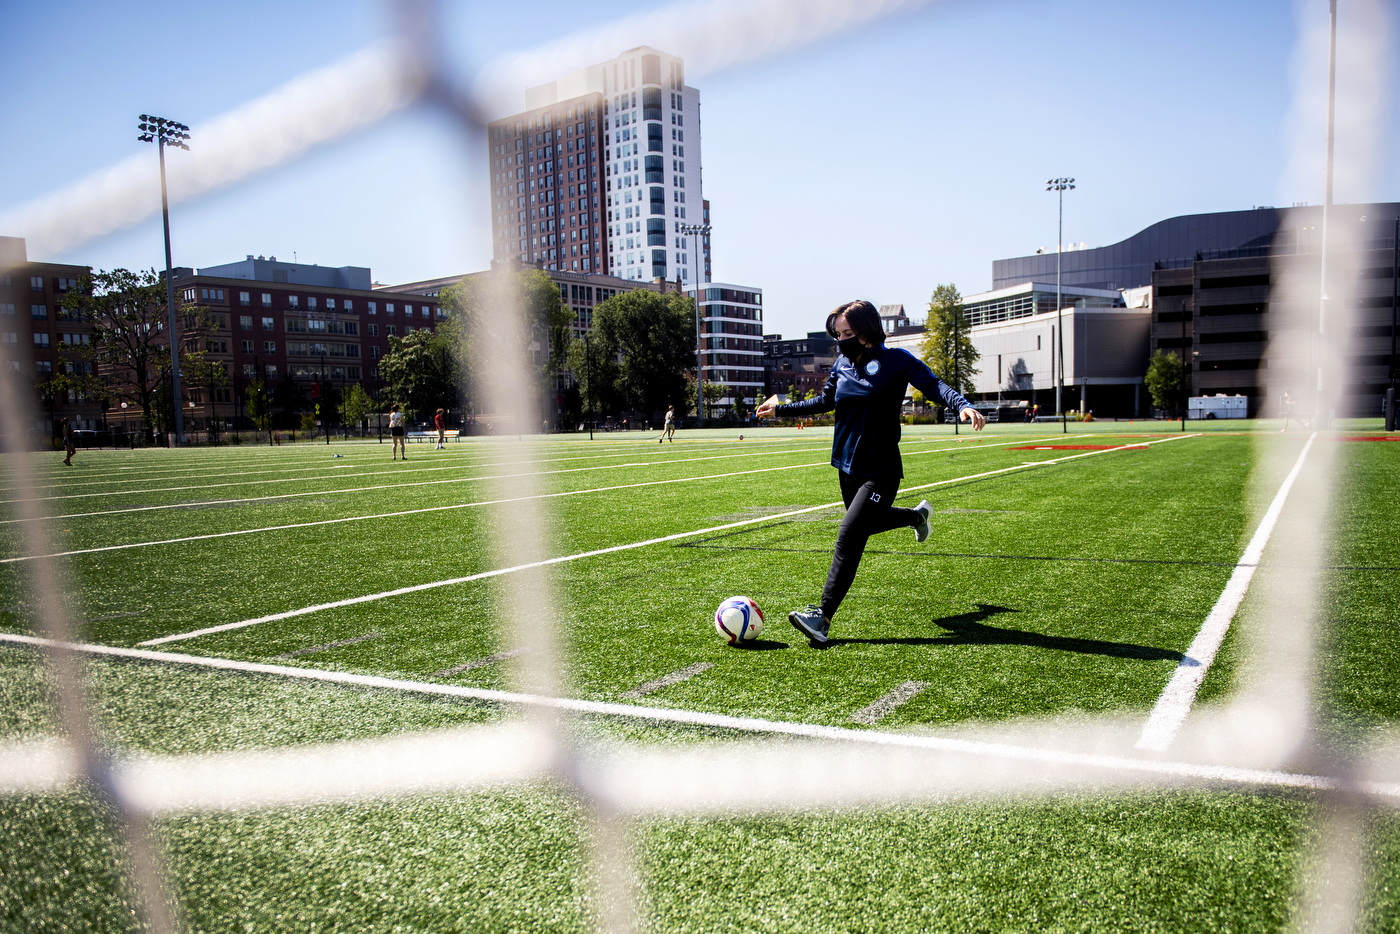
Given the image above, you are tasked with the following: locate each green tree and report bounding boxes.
[437,267,570,412]
[245,379,271,434]
[916,284,980,407]
[1145,349,1186,417]
[379,329,456,422]
[59,268,203,442]
[340,381,376,434]
[588,288,696,419]
[566,335,622,419]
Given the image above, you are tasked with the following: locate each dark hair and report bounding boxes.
[825,300,884,345]
[390,404,400,412]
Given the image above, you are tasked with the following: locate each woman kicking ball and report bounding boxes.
[756,300,986,646]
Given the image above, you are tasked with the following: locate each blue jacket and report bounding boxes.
[776,345,971,478]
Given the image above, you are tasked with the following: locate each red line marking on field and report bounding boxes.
[1340,436,1400,442]
[1008,444,1147,451]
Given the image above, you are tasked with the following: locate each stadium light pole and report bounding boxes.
[1389,214,1399,430]
[679,222,712,425]
[1047,178,1075,434]
[138,115,191,446]
[583,332,594,441]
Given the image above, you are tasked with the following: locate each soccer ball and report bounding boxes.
[714,596,764,643]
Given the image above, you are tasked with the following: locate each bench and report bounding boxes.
[406,429,461,443]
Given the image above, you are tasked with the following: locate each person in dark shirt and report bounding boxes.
[756,300,985,645]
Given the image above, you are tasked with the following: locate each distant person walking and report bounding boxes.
[434,408,446,449]
[61,417,75,466]
[389,404,407,460]
[660,405,676,443]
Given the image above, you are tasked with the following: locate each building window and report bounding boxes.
[34,333,50,348]
[386,303,395,316]
[265,365,277,378]
[242,340,254,353]
[261,293,272,307]
[239,291,250,306]
[261,317,275,331]
[31,305,47,319]
[263,341,276,354]
[387,325,396,336]
[343,299,353,312]
[368,302,377,315]
[30,277,43,292]
[308,297,318,310]
[368,323,378,337]
[1,332,15,345]
[288,295,299,308]
[0,304,13,315]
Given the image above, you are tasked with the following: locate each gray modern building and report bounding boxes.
[993,203,1400,292]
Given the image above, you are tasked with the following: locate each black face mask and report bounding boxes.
[838,336,864,359]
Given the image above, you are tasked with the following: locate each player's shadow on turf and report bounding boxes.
[823,603,1184,661]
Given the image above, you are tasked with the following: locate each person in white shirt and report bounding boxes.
[389,404,407,460]
[660,405,676,443]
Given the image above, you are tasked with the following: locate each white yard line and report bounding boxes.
[0,447,837,525]
[3,434,1077,559]
[135,435,1193,647]
[2,629,1390,798]
[1,435,827,496]
[1135,433,1318,753]
[431,648,527,677]
[621,662,714,698]
[0,460,828,564]
[271,632,383,659]
[850,681,930,725]
[0,442,831,504]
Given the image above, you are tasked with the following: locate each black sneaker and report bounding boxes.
[788,605,830,644]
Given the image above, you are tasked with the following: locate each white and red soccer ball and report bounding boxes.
[714,595,764,644]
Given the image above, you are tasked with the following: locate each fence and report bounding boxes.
[1,1,1396,932]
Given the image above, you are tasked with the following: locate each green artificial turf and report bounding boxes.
[2,421,1398,932]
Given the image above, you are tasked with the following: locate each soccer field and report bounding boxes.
[3,421,1398,933]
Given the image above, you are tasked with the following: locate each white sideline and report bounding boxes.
[3,631,1395,801]
[0,439,772,495]
[0,447,832,522]
[3,433,990,524]
[135,435,1193,646]
[3,433,1076,563]
[1135,433,1318,752]
[0,437,824,503]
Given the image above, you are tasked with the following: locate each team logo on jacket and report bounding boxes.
[865,360,880,376]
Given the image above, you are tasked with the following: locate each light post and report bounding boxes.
[583,332,595,441]
[1388,214,1399,430]
[1046,177,1075,434]
[678,223,712,425]
[138,115,190,445]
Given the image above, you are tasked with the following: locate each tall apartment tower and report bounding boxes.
[487,46,705,285]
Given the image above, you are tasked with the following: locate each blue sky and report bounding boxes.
[2,0,1395,341]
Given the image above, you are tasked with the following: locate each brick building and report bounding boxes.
[0,236,101,441]
[163,256,441,434]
